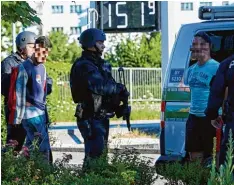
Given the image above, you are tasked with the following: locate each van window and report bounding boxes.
[188,30,234,67]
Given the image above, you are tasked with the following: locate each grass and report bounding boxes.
[111,128,158,139]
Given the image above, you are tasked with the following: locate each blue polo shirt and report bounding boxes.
[184,59,219,117]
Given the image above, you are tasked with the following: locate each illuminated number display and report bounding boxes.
[97,1,161,32]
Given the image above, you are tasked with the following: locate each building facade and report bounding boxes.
[27,1,95,42]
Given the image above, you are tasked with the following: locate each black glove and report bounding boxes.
[115,104,131,118]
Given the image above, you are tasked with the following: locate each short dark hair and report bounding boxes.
[194,31,212,44]
[35,36,52,48]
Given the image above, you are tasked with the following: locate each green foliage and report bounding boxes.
[1,20,21,56]
[47,31,82,63]
[1,96,7,144]
[157,131,234,185]
[208,130,234,185]
[105,32,161,67]
[1,1,40,55]
[1,147,157,185]
[1,1,41,26]
[45,62,160,122]
[157,158,210,185]
[45,61,74,122]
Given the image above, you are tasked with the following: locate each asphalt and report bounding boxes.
[48,120,161,153]
[49,120,168,184]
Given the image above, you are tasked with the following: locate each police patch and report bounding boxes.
[36,74,42,84]
[229,60,234,69]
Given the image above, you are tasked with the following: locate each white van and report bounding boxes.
[156,6,234,164]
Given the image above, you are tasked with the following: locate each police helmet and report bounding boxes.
[78,28,106,48]
[15,31,37,49]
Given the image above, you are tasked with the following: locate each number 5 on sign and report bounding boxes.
[116,2,128,28]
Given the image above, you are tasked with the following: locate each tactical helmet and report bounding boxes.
[15,31,37,49]
[78,28,106,48]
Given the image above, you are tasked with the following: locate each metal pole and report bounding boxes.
[100,1,104,30]
[130,68,133,107]
[87,8,91,28]
[12,23,16,52]
[92,9,96,28]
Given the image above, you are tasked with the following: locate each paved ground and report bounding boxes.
[50,121,168,184]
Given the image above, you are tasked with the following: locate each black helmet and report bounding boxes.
[78,28,106,48]
[15,31,37,49]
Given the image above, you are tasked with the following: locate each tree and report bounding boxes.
[1,1,41,26]
[1,21,21,56]
[105,32,161,67]
[47,31,82,63]
[65,40,82,63]
[1,1,41,56]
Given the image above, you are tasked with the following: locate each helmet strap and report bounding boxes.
[17,49,27,60]
[94,44,102,57]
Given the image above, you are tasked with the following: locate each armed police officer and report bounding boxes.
[70,28,129,167]
[205,54,234,167]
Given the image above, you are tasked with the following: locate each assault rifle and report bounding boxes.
[118,67,131,131]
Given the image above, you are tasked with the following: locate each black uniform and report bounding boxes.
[70,50,126,163]
[205,54,234,165]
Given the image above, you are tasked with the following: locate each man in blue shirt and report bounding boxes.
[9,36,53,161]
[184,32,219,162]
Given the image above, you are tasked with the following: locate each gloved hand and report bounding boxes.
[115,104,131,118]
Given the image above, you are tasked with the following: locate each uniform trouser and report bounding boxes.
[77,118,110,164]
[219,116,234,166]
[22,114,51,161]
[5,105,26,151]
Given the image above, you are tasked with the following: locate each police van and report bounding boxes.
[156,6,234,164]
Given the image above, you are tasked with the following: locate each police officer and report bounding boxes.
[70,28,129,167]
[205,54,234,166]
[1,31,53,154]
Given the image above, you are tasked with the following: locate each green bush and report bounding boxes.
[1,147,157,185]
[208,130,234,185]
[157,131,234,185]
[1,96,7,144]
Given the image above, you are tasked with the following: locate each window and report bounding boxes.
[70,5,82,13]
[222,1,229,5]
[200,2,212,6]
[52,27,64,32]
[52,5,63,14]
[181,3,193,11]
[70,27,81,35]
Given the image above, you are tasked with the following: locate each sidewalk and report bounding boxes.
[49,120,160,154]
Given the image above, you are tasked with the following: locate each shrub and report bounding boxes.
[1,147,157,185]
[208,130,234,185]
[156,131,234,185]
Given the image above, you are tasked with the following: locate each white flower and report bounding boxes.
[143,95,146,99]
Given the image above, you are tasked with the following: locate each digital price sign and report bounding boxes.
[96,1,161,32]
